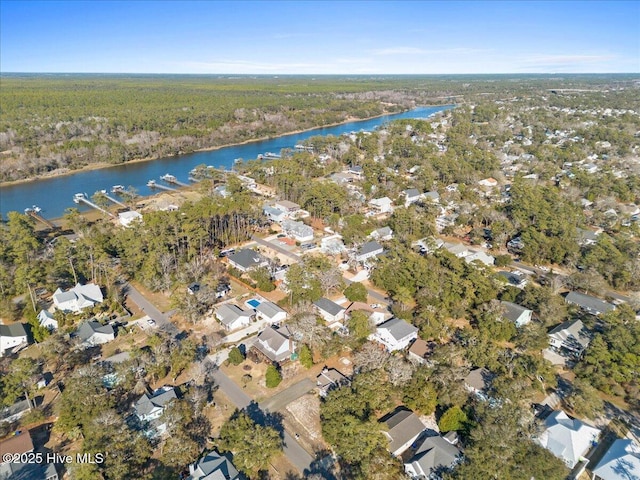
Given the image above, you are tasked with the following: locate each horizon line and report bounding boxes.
[2,71,639,76]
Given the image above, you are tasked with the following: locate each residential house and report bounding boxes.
[214,185,230,198]
[381,408,426,457]
[370,226,393,241]
[537,410,601,469]
[348,165,364,177]
[37,310,58,331]
[369,197,394,214]
[370,318,418,352]
[255,301,287,325]
[403,188,425,207]
[0,430,58,480]
[501,301,533,327]
[76,320,115,347]
[591,439,640,480]
[133,386,178,437]
[281,219,314,243]
[565,291,615,316]
[0,399,32,424]
[408,338,436,365]
[0,323,28,357]
[478,177,498,188]
[273,200,300,214]
[464,250,495,266]
[443,242,470,258]
[227,249,269,272]
[216,304,253,331]
[187,282,200,295]
[253,326,294,363]
[321,235,346,255]
[53,282,103,313]
[576,228,601,247]
[314,298,346,328]
[548,319,591,357]
[496,270,528,289]
[424,191,440,203]
[465,367,495,400]
[316,367,350,397]
[404,434,461,480]
[355,241,384,262]
[344,302,387,326]
[118,210,143,227]
[187,450,240,480]
[263,206,286,223]
[215,283,231,299]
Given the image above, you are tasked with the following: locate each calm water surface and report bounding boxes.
[0,105,453,219]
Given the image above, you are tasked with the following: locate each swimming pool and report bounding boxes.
[246,299,261,308]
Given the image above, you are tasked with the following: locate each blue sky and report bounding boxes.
[1,1,638,74]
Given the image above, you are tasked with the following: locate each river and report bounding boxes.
[0,105,453,219]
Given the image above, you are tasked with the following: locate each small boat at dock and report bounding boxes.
[73,193,87,204]
[160,173,177,183]
[111,185,125,193]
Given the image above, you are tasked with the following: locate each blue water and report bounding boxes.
[0,105,453,219]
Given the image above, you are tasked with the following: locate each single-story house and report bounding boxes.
[37,310,58,331]
[118,210,143,227]
[501,301,533,327]
[0,323,28,357]
[321,235,346,255]
[76,320,115,347]
[0,399,32,424]
[314,298,346,327]
[381,408,426,457]
[355,241,384,262]
[591,438,640,480]
[281,219,314,243]
[215,283,231,299]
[443,242,470,258]
[496,270,528,289]
[216,304,253,331]
[424,191,440,203]
[576,228,601,247]
[187,450,240,480]
[465,367,495,399]
[404,188,425,207]
[369,197,394,214]
[348,165,364,177]
[133,386,178,438]
[255,301,287,325]
[464,250,495,266]
[370,318,418,352]
[537,410,601,469]
[548,319,591,356]
[316,367,350,397]
[273,200,300,213]
[344,302,387,326]
[408,338,436,365]
[404,434,461,480]
[565,291,615,316]
[253,326,294,363]
[0,430,58,480]
[53,282,103,313]
[227,249,269,272]
[370,226,393,241]
[263,206,286,223]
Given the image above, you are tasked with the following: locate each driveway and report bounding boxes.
[259,378,315,412]
[252,235,301,262]
[124,282,178,336]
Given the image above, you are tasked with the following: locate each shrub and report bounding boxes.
[265,365,282,388]
[228,347,245,366]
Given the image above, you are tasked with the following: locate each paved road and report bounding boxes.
[212,368,314,474]
[259,378,314,412]
[123,282,179,336]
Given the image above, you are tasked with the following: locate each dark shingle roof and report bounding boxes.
[314,298,344,316]
[358,241,383,256]
[565,291,615,315]
[0,323,27,338]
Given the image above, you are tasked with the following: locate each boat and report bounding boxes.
[111,185,125,193]
[262,152,281,159]
[160,173,177,183]
[24,205,42,214]
[73,193,86,204]
[147,180,156,187]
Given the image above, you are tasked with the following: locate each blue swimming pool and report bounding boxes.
[246,299,261,308]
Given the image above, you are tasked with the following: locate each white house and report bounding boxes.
[369,197,394,214]
[314,298,346,327]
[403,188,425,207]
[216,304,253,331]
[0,323,28,357]
[53,283,104,313]
[355,241,384,262]
[133,386,178,437]
[370,318,418,351]
[537,410,601,469]
[37,310,58,331]
[443,242,470,258]
[188,450,240,480]
[227,249,269,272]
[255,301,287,325]
[501,301,533,327]
[118,210,143,227]
[263,206,286,223]
[254,326,294,363]
[382,409,426,457]
[76,320,115,347]
[592,439,640,480]
[316,367,350,397]
[464,250,495,266]
[273,200,300,214]
[548,319,591,356]
[369,226,393,241]
[281,219,314,243]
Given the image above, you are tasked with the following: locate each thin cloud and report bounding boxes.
[522,54,617,65]
[373,46,486,56]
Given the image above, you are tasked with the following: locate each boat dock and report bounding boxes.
[102,192,128,209]
[160,174,189,187]
[72,193,115,218]
[25,207,57,229]
[147,180,177,192]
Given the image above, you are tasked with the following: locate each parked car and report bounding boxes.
[147,318,157,326]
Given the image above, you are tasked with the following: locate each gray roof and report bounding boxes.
[373,226,393,237]
[76,321,114,342]
[316,368,349,390]
[255,326,291,362]
[216,304,251,326]
[465,367,494,392]
[314,298,345,316]
[407,435,460,476]
[135,387,177,417]
[255,301,285,319]
[358,241,383,256]
[501,301,531,323]
[263,206,284,217]
[281,219,313,238]
[0,461,58,480]
[565,291,615,315]
[549,319,591,350]
[496,270,527,286]
[227,249,265,270]
[188,450,239,480]
[0,323,27,338]
[379,317,418,342]
[405,188,421,198]
[0,399,32,422]
[424,191,440,200]
[382,409,426,455]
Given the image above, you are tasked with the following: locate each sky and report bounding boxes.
[1,1,638,74]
